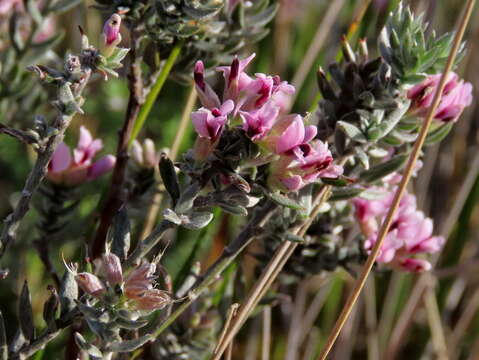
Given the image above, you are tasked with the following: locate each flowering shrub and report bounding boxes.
[0,1,475,359]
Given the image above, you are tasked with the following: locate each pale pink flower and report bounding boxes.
[75,273,105,297]
[101,253,123,285]
[217,54,256,101]
[354,189,445,272]
[275,115,317,160]
[134,289,171,310]
[407,72,473,123]
[47,126,116,186]
[124,263,156,300]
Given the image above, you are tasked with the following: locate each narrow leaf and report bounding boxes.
[19,281,35,342]
[159,153,181,207]
[359,154,408,183]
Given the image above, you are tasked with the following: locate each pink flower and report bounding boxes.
[191,100,234,141]
[47,126,116,186]
[134,289,171,310]
[240,102,279,141]
[124,263,156,300]
[101,253,123,285]
[275,115,317,160]
[101,14,122,57]
[75,273,105,297]
[407,72,473,123]
[354,188,445,272]
[269,140,343,192]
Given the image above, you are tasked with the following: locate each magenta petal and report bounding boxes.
[50,142,72,173]
[276,115,304,154]
[88,155,116,180]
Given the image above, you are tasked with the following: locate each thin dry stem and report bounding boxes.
[290,0,344,101]
[364,277,380,360]
[285,282,308,360]
[139,85,197,240]
[212,185,333,359]
[316,1,476,357]
[448,288,479,359]
[424,283,449,360]
[262,306,272,360]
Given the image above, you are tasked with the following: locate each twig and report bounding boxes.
[364,277,380,360]
[386,131,479,357]
[147,202,277,341]
[290,0,345,101]
[0,63,94,260]
[285,282,308,360]
[125,219,176,266]
[423,282,449,360]
[262,306,272,360]
[215,303,240,355]
[91,23,145,259]
[0,124,38,146]
[139,85,197,240]
[128,40,184,146]
[316,1,476,358]
[212,185,333,359]
[448,287,479,359]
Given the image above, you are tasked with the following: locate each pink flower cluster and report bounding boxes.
[353,189,444,272]
[73,253,171,311]
[47,126,115,186]
[192,54,342,192]
[407,72,473,123]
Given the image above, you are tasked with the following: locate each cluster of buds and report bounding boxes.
[353,185,445,272]
[47,126,116,186]
[407,72,473,123]
[70,253,171,311]
[131,138,161,169]
[193,54,343,193]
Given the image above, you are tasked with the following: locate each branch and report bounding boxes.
[0,124,38,146]
[0,63,93,259]
[90,24,145,259]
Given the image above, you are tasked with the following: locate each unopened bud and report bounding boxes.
[102,253,123,285]
[75,273,105,297]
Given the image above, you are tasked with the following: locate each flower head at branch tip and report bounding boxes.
[353,188,445,272]
[407,72,473,123]
[47,126,116,186]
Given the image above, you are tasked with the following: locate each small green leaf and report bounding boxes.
[425,122,453,145]
[159,153,180,207]
[359,154,408,183]
[267,192,305,210]
[330,187,364,201]
[336,121,367,143]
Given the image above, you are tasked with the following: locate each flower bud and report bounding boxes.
[101,14,122,57]
[101,253,123,285]
[75,273,105,297]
